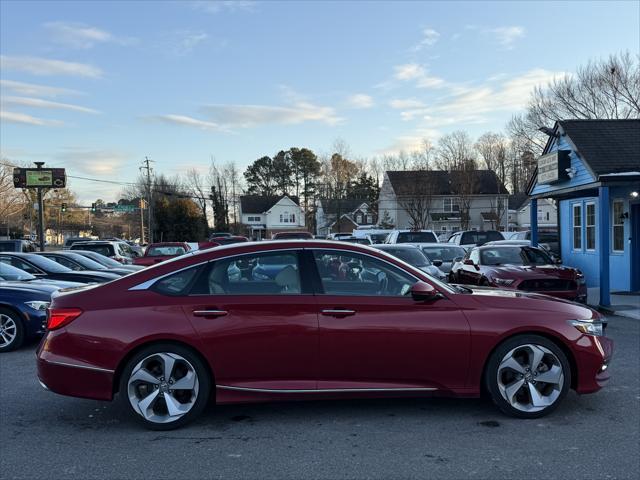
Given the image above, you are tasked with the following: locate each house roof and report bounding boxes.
[557,119,640,176]
[508,193,529,211]
[240,195,299,214]
[319,198,368,214]
[386,170,509,196]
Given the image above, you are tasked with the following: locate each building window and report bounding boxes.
[612,200,624,252]
[546,212,550,221]
[366,214,373,224]
[280,212,292,223]
[585,202,595,250]
[356,214,363,223]
[290,213,296,223]
[441,226,447,231]
[572,203,582,250]
[443,198,460,213]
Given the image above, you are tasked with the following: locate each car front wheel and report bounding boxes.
[486,335,571,418]
[119,344,211,430]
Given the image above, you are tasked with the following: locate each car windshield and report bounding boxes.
[381,248,431,267]
[480,247,553,266]
[21,254,72,273]
[62,253,106,270]
[0,263,36,281]
[460,231,503,245]
[72,244,114,257]
[77,250,122,267]
[0,242,18,252]
[421,246,466,262]
[146,246,186,257]
[397,232,437,243]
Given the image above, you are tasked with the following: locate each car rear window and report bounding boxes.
[72,244,115,257]
[147,246,187,257]
[460,231,503,245]
[0,242,17,252]
[396,232,437,243]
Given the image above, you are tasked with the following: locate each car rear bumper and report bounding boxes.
[36,337,114,401]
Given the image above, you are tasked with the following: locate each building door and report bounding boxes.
[631,203,640,292]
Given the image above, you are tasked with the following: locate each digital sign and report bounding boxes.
[13,168,66,189]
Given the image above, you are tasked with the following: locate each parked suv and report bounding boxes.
[447,230,503,249]
[510,230,559,256]
[384,229,438,244]
[62,237,95,250]
[0,240,37,253]
[69,241,134,264]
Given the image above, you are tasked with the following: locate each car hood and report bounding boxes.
[419,265,446,278]
[484,264,578,280]
[458,285,597,319]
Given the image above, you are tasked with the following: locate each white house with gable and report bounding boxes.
[239,195,306,240]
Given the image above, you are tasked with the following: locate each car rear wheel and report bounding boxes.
[0,308,24,352]
[486,335,570,418]
[119,344,211,430]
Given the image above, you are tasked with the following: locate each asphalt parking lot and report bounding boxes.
[1,314,638,480]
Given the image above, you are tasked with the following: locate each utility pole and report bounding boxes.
[140,156,154,243]
[139,199,145,244]
[34,162,46,251]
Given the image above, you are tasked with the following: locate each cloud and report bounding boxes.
[347,94,374,109]
[170,30,210,56]
[377,128,443,156]
[150,114,227,132]
[411,28,440,51]
[486,26,525,49]
[200,102,343,127]
[0,79,83,98]
[2,96,100,114]
[393,63,446,90]
[0,110,63,126]
[389,98,426,109]
[0,55,103,78]
[54,148,128,176]
[191,1,257,14]
[394,63,425,81]
[44,21,134,49]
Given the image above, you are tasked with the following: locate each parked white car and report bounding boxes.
[447,230,504,249]
[384,229,439,244]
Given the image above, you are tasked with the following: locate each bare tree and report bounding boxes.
[508,51,640,153]
[397,172,437,230]
[436,131,477,171]
[0,161,25,232]
[185,167,209,229]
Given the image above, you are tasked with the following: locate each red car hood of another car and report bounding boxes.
[482,264,579,281]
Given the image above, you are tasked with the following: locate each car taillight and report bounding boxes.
[47,308,83,330]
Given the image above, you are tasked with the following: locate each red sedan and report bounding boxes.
[37,241,611,429]
[133,242,191,267]
[450,245,588,303]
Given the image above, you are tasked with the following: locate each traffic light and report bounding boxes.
[91,203,97,213]
[61,203,67,212]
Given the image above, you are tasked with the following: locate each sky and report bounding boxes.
[1,0,638,203]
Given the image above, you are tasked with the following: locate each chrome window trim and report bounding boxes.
[217,385,437,394]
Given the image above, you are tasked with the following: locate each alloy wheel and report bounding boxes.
[496,344,564,413]
[0,314,18,348]
[127,352,200,424]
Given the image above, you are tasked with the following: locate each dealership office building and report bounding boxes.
[527,119,639,306]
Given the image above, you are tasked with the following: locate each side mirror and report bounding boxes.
[463,258,475,266]
[410,281,442,302]
[453,256,463,263]
[432,259,443,267]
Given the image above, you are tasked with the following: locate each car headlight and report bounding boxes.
[576,271,586,285]
[568,319,603,336]
[25,301,50,311]
[493,278,515,286]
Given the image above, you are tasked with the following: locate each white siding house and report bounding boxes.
[239,195,305,239]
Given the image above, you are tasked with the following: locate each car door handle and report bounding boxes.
[321,309,356,317]
[192,309,228,318]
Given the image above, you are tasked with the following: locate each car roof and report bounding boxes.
[375,243,419,249]
[411,242,460,247]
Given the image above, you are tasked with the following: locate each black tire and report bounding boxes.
[0,307,25,353]
[118,343,212,430]
[485,334,571,419]
[480,277,490,286]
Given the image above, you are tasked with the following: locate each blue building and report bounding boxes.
[527,119,640,307]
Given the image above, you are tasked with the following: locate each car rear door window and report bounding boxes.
[191,252,302,295]
[312,250,416,296]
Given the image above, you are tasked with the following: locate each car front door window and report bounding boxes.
[312,250,416,297]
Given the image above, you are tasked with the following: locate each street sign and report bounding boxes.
[13,167,66,188]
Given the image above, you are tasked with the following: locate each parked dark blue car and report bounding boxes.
[0,285,50,352]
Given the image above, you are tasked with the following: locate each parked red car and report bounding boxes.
[37,241,611,429]
[450,245,587,303]
[133,242,190,267]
